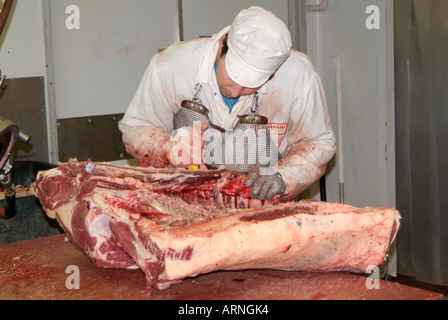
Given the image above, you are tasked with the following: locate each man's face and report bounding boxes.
[215,35,261,99]
[215,55,261,99]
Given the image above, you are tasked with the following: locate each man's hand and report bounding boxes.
[245,167,286,200]
[168,121,208,169]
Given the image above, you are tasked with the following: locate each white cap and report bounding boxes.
[225,7,292,88]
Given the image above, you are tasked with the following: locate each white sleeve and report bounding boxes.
[277,72,336,200]
[119,55,176,167]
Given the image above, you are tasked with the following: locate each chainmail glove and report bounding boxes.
[245,167,286,200]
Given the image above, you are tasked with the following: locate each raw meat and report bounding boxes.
[32,160,400,292]
[32,160,277,270]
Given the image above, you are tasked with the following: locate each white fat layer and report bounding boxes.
[56,201,77,235]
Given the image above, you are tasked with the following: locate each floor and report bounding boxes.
[390,275,448,300]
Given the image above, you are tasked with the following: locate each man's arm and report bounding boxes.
[276,72,336,200]
[120,125,172,168]
[119,54,176,168]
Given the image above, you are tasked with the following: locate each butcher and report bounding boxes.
[119,6,336,201]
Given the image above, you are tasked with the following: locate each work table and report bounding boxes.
[0,234,443,300]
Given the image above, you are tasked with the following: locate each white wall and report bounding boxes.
[0,0,47,78]
[1,0,179,162]
[306,0,396,276]
[0,0,52,162]
[306,0,395,209]
[182,0,289,40]
[48,0,179,120]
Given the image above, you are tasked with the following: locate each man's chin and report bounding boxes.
[222,92,241,99]
[221,92,233,99]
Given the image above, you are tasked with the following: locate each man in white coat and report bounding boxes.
[119,6,336,201]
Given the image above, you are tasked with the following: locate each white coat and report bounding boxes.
[119,27,336,200]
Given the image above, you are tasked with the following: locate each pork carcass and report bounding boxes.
[32,160,400,291]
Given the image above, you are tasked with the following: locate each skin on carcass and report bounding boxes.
[32,160,400,291]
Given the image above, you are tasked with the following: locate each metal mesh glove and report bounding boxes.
[245,167,286,200]
[173,107,209,129]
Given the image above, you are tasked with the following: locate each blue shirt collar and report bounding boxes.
[214,62,239,113]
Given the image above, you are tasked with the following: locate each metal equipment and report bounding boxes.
[173,84,209,129]
[0,117,19,188]
[227,92,279,173]
[0,110,32,218]
[1,0,27,218]
[173,85,279,172]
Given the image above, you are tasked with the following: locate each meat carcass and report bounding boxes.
[32,160,400,291]
[32,160,278,270]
